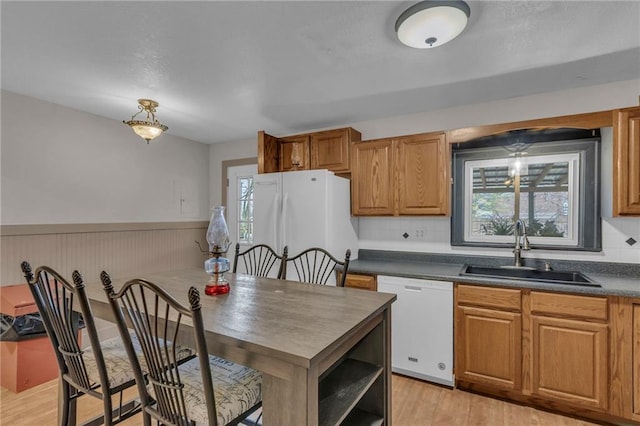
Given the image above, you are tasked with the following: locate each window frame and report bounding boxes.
[463,153,580,246]
[236,175,254,245]
[451,137,601,251]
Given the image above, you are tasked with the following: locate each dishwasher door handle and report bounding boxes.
[404,285,422,292]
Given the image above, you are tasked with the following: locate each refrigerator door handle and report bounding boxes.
[281,192,289,250]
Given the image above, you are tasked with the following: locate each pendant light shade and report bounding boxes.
[395,1,470,49]
[123,99,168,143]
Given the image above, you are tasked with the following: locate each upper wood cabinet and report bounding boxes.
[397,133,449,215]
[613,106,640,215]
[351,131,449,216]
[258,131,279,175]
[279,135,310,171]
[257,127,361,174]
[351,138,395,215]
[310,128,360,173]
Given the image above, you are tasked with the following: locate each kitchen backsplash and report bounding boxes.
[358,216,640,264]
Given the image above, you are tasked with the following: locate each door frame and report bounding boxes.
[222,158,258,266]
[221,157,257,208]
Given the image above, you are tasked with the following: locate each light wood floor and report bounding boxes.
[0,374,600,425]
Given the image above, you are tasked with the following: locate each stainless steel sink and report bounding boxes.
[459,264,600,287]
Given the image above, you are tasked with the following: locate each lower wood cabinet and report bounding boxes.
[531,315,608,410]
[529,291,609,411]
[457,305,522,390]
[456,285,522,391]
[455,283,633,423]
[343,273,377,291]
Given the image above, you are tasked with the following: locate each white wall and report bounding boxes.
[1,91,210,224]
[350,79,640,140]
[208,137,256,208]
[209,79,640,264]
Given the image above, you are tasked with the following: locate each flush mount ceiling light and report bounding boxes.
[395,0,470,49]
[123,99,168,143]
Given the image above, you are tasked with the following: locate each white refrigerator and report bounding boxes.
[252,169,359,275]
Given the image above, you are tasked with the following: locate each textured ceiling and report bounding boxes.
[2,1,639,144]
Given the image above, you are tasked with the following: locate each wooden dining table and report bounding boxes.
[84,268,396,425]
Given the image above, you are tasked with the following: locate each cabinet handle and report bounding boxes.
[404,286,422,291]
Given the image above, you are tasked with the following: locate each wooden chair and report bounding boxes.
[20,262,142,426]
[281,248,351,287]
[232,243,287,279]
[100,271,262,426]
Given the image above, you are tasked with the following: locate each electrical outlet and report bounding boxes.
[415,230,425,239]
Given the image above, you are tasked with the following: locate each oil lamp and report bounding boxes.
[204,206,231,295]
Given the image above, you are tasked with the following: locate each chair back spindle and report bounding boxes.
[282,248,351,286]
[232,243,288,279]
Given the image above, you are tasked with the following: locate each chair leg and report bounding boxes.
[58,379,70,426]
[142,412,152,426]
[102,394,113,426]
[68,390,78,426]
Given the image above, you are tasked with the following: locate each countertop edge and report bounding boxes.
[347,259,640,298]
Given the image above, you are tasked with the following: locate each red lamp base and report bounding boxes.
[204,283,230,296]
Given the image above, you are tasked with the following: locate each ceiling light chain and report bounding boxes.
[123,98,168,143]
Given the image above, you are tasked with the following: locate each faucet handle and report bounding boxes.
[523,236,531,250]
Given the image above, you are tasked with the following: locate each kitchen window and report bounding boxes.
[451,129,601,251]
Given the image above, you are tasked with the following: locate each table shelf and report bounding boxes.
[340,408,384,426]
[318,358,383,426]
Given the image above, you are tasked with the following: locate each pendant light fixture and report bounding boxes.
[123,99,168,143]
[395,0,470,49]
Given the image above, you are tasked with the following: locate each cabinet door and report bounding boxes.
[258,131,280,174]
[310,129,351,173]
[351,139,394,215]
[614,106,640,215]
[456,305,522,390]
[531,315,608,410]
[280,135,309,171]
[397,132,449,215]
[634,304,640,417]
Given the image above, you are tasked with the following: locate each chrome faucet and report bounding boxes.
[513,219,530,268]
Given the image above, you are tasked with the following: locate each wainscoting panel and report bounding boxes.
[1,221,209,342]
[1,222,209,286]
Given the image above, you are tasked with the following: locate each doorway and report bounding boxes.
[226,163,258,264]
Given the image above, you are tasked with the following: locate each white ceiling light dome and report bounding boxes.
[395,1,471,49]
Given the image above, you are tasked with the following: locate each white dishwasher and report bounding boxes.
[377,275,453,386]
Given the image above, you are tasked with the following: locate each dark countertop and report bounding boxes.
[348,250,640,298]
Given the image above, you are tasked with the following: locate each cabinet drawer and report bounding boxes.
[531,291,608,321]
[344,274,377,291]
[457,284,521,311]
